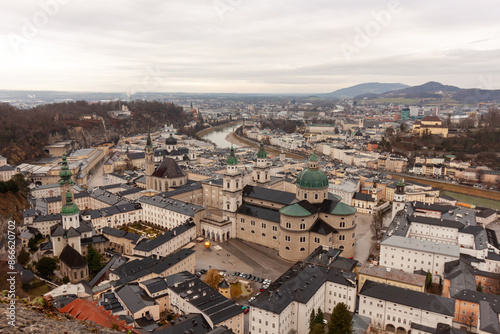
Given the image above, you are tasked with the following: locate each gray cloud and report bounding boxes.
[1,0,499,93]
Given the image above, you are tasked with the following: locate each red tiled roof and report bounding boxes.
[59,298,134,332]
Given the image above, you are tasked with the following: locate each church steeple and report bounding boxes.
[146,128,152,148]
[59,153,74,206]
[253,142,270,186]
[308,151,319,170]
[227,145,238,165]
[145,128,155,178]
[257,142,267,159]
[59,154,74,186]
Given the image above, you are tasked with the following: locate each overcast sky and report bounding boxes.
[1,0,500,94]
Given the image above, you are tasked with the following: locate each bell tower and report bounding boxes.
[392,179,406,220]
[222,145,243,237]
[253,142,270,187]
[59,154,74,206]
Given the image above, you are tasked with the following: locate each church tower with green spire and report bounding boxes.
[392,179,406,220]
[59,153,74,206]
[253,142,270,187]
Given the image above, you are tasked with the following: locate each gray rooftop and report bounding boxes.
[116,284,157,314]
[168,271,243,325]
[360,280,455,316]
[138,196,203,217]
[134,223,196,252]
[381,235,460,258]
[250,261,355,314]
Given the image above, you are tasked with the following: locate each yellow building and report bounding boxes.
[412,116,448,137]
[218,279,231,299]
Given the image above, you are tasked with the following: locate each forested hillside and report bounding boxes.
[0,101,188,164]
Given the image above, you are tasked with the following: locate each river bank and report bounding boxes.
[227,130,306,160]
[196,121,242,137]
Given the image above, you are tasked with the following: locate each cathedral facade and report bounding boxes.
[220,145,358,261]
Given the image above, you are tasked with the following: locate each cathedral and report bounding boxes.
[202,143,358,261]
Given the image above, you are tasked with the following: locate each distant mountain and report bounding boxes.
[354,81,463,100]
[324,82,409,98]
[352,81,500,102]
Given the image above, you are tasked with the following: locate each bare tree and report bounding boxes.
[371,211,384,241]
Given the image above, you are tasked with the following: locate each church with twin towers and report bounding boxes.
[144,133,358,261]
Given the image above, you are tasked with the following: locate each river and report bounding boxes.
[200,123,242,148]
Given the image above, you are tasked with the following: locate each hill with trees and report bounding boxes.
[0,100,189,164]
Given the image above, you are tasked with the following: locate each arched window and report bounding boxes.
[173,181,176,186]
[315,194,318,200]
[300,247,305,251]
[285,246,290,250]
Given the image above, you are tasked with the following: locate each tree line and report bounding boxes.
[0,100,189,165]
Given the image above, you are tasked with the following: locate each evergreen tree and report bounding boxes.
[328,303,352,334]
[28,237,38,251]
[315,308,324,326]
[309,309,316,330]
[36,257,57,278]
[18,248,30,266]
[310,323,326,334]
[86,245,103,274]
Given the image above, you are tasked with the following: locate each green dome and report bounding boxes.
[257,142,267,159]
[226,145,238,165]
[331,202,357,215]
[165,133,177,145]
[61,190,79,216]
[296,168,328,189]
